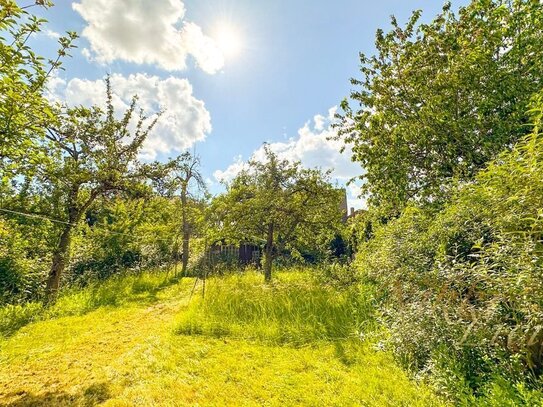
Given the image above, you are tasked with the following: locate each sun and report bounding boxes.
[214,23,242,59]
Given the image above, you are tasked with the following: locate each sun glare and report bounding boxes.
[214,23,243,59]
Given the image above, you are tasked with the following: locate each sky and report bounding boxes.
[30,0,469,209]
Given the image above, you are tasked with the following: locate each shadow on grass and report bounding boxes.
[4,382,111,406]
[0,271,184,340]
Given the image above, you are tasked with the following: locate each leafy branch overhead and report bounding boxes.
[0,0,77,166]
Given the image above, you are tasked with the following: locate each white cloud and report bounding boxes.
[44,29,61,39]
[213,155,247,184]
[313,114,326,131]
[215,107,366,208]
[180,23,224,75]
[346,183,367,210]
[80,47,94,62]
[50,73,212,160]
[72,0,224,74]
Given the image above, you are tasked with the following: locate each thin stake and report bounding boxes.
[189,276,199,301]
[202,265,206,299]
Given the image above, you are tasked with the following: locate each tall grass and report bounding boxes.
[175,269,376,346]
[0,270,178,338]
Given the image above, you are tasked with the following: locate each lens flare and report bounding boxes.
[214,23,242,58]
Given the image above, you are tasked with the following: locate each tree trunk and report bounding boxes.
[46,222,73,299]
[181,191,190,276]
[181,227,190,276]
[46,185,86,300]
[263,222,274,282]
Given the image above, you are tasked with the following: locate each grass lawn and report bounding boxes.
[0,270,443,406]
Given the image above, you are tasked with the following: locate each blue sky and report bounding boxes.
[32,0,469,208]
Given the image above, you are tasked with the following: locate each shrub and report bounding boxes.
[0,219,47,304]
[356,92,543,402]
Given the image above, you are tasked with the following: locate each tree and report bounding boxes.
[212,147,343,281]
[0,0,77,176]
[41,78,158,298]
[337,0,543,215]
[146,153,206,276]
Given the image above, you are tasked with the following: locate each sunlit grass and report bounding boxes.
[0,267,444,406]
[175,270,376,345]
[0,269,179,338]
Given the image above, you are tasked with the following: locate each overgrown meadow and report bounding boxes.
[2,0,543,405]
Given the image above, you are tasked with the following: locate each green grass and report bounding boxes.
[0,268,444,406]
[176,270,376,345]
[0,270,179,338]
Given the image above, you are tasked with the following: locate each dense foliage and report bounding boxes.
[338,0,543,214]
[0,194,184,304]
[343,3,543,403]
[356,97,543,402]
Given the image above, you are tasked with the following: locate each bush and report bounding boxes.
[66,197,178,287]
[313,262,360,289]
[0,219,47,304]
[356,93,543,403]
